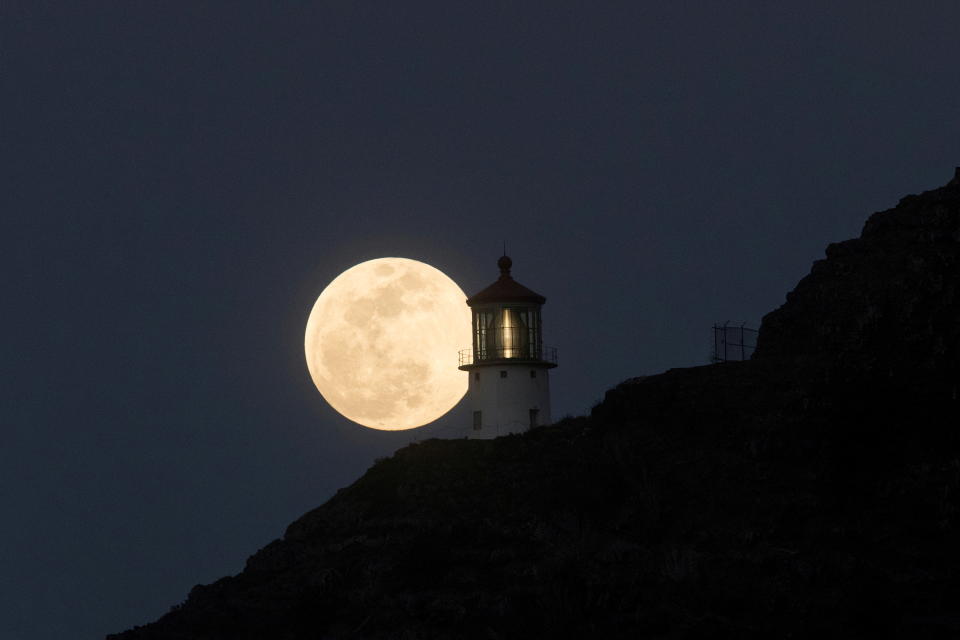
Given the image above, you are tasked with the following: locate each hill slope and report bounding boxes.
[111,170,960,639]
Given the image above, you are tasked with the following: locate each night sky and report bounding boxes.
[3,3,959,638]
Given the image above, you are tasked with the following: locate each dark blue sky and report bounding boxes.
[2,3,958,638]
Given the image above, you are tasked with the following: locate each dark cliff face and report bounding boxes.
[756,168,960,384]
[110,171,960,640]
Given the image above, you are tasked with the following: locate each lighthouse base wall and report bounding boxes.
[464,363,552,439]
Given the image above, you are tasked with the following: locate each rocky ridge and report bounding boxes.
[110,169,960,639]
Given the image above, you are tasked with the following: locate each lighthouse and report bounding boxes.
[458,255,557,438]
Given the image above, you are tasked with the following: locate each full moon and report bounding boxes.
[304,257,471,430]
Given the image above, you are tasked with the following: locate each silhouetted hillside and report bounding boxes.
[110,170,960,639]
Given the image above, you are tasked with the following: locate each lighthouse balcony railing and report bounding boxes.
[458,346,558,367]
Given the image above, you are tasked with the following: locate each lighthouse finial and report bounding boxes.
[497,254,512,277]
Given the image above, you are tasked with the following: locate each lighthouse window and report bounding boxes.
[500,370,507,378]
[473,411,482,430]
[530,370,536,379]
[497,307,533,359]
[474,310,495,360]
[529,409,539,429]
[474,372,480,381]
[476,306,541,360]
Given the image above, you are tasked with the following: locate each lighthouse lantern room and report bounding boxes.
[458,256,557,438]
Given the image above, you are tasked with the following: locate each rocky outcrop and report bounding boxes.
[756,168,960,387]
[110,170,960,639]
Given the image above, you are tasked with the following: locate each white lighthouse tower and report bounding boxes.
[458,255,557,439]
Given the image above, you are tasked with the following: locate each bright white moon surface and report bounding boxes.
[304,257,471,430]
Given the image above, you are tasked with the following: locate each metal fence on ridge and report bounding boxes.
[712,322,757,363]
